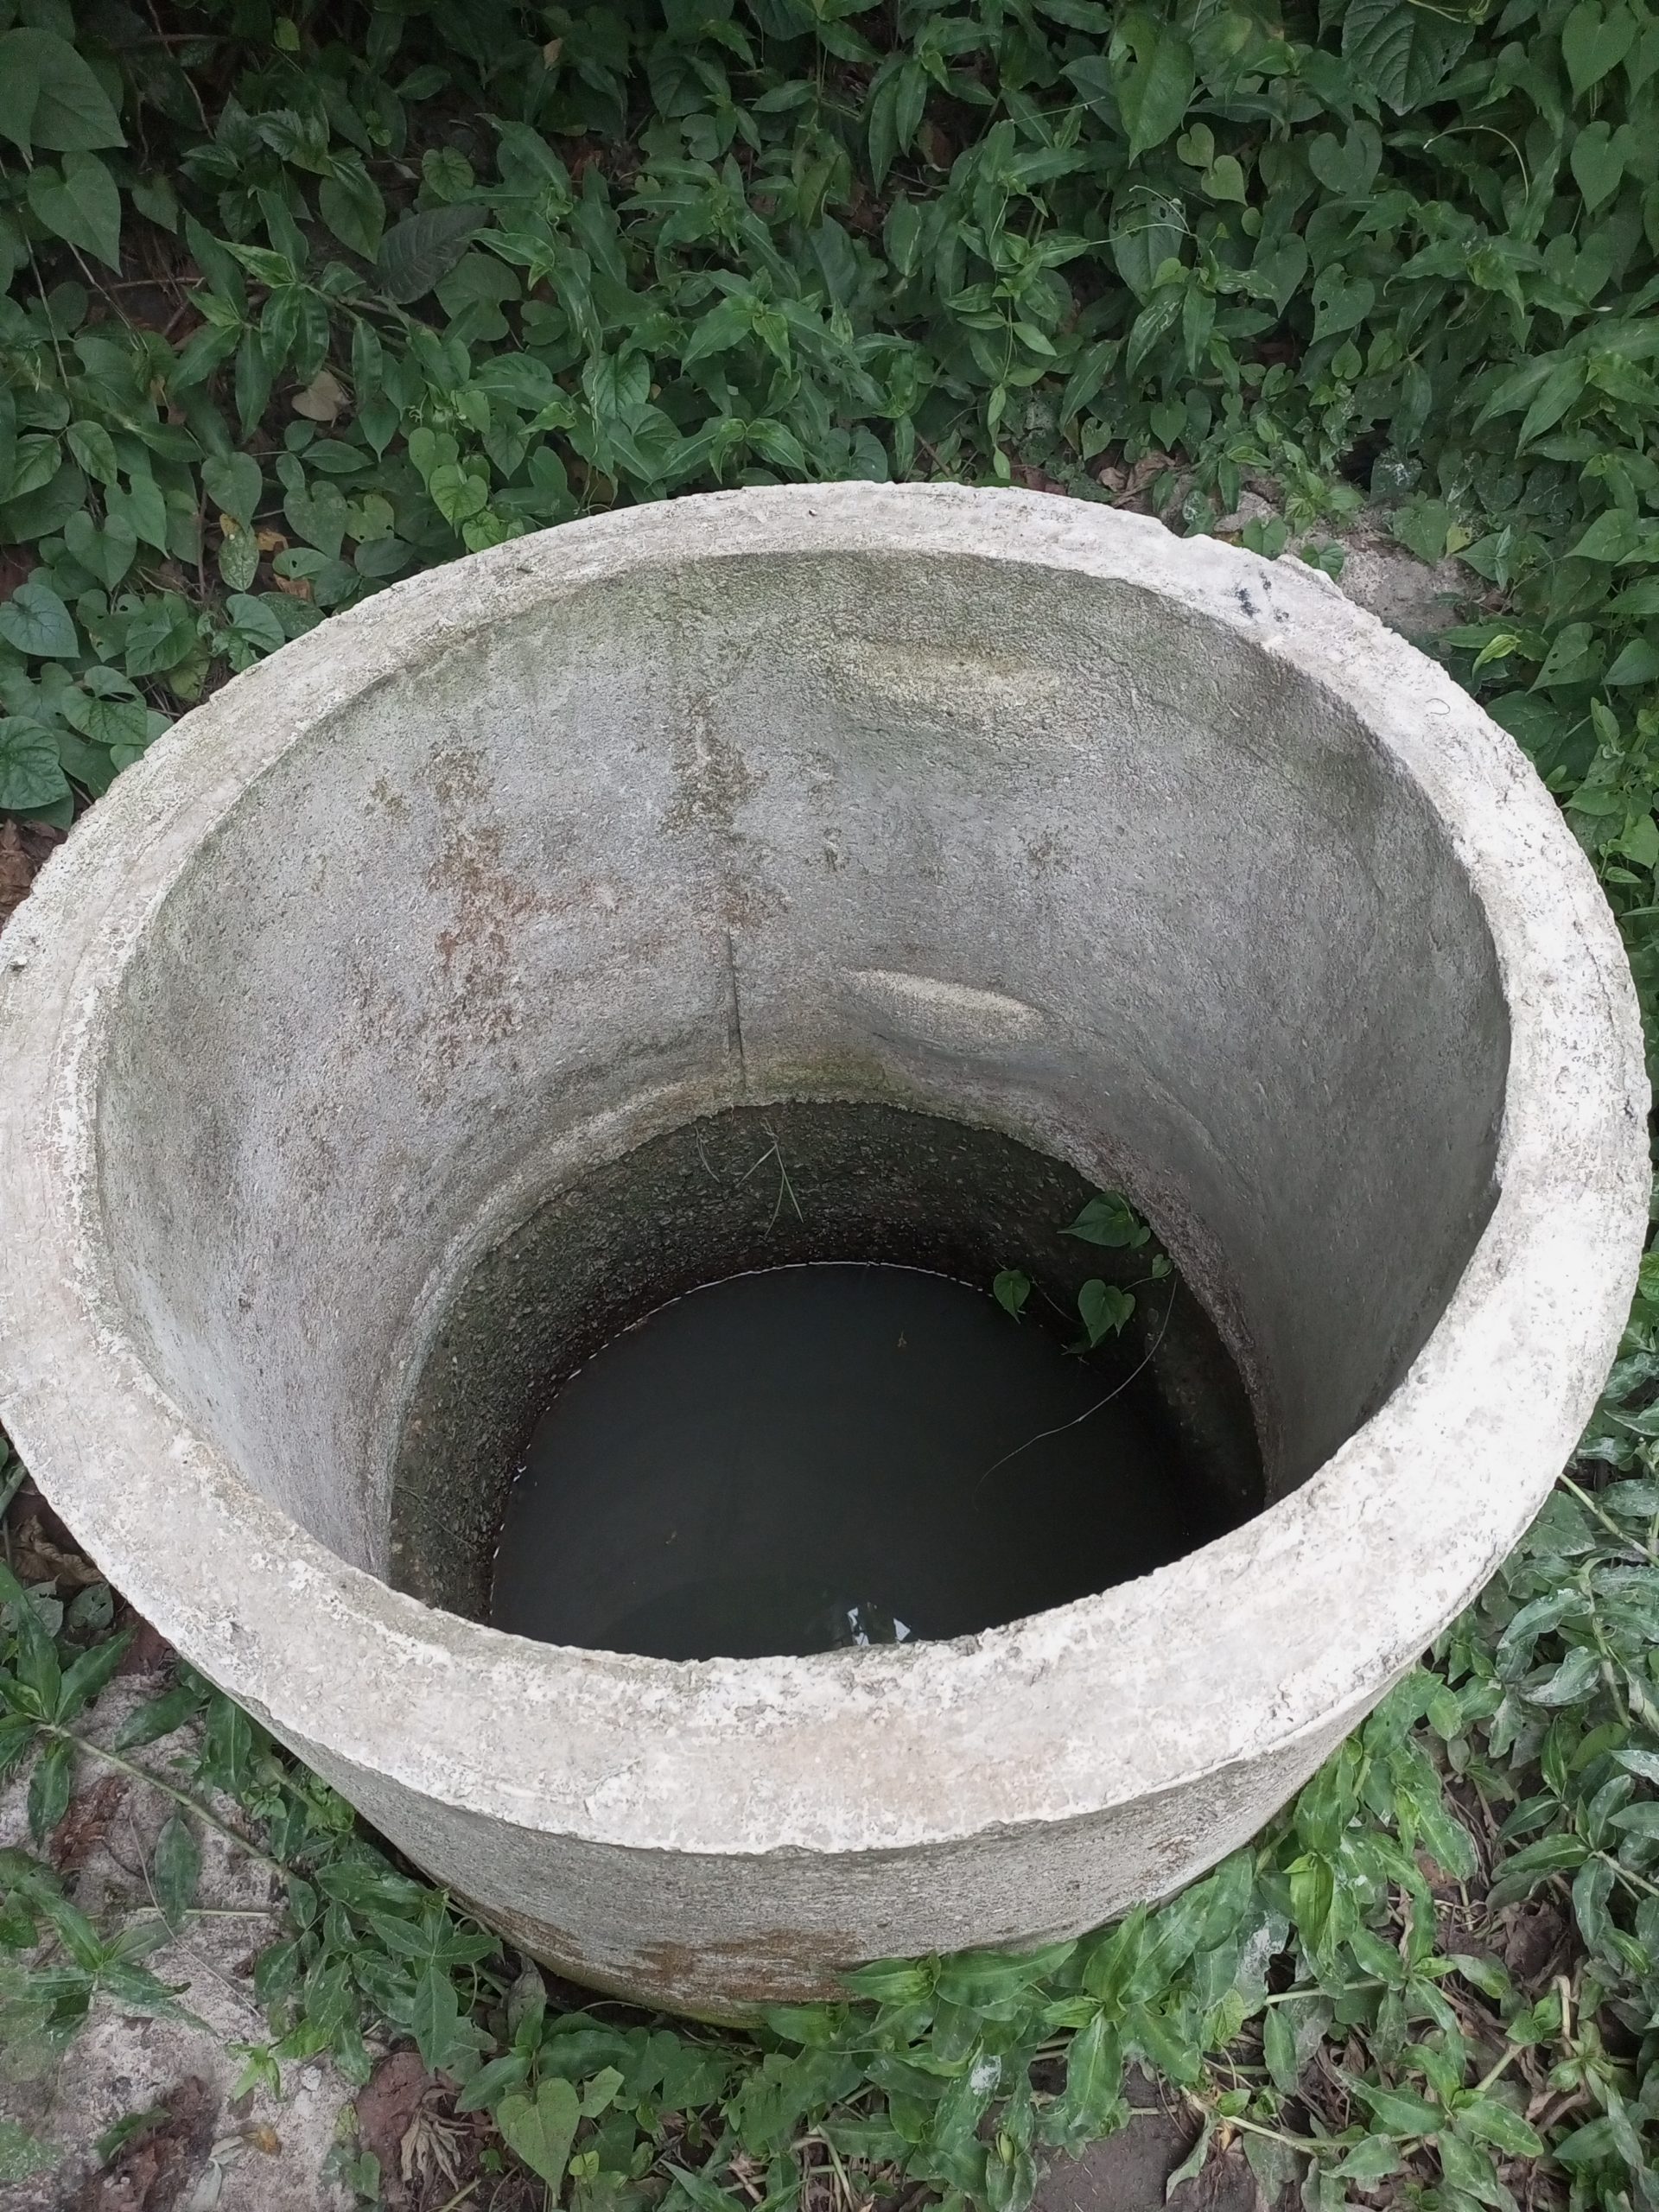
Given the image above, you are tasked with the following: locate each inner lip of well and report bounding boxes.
[385,1098,1269,1638]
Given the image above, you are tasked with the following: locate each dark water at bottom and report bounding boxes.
[489,1262,1236,1662]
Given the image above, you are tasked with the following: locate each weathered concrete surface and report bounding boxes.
[0,486,1646,2015]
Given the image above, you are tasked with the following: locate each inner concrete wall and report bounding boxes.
[92,548,1507,1588]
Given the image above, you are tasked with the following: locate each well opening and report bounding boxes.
[388,1099,1263,1655]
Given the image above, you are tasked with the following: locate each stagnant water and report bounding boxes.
[490,1261,1237,1662]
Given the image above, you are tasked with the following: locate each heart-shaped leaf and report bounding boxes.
[1077,1280,1135,1347]
[1571,120,1632,212]
[374,204,481,304]
[1562,0,1636,95]
[1109,12,1195,158]
[0,28,124,153]
[26,149,121,270]
[1310,270,1375,342]
[0,577,78,658]
[1307,122,1382,199]
[63,508,137,588]
[283,479,348,560]
[1342,0,1473,111]
[427,461,489,528]
[498,2077,581,2194]
[202,452,264,526]
[0,715,70,810]
[106,476,168,554]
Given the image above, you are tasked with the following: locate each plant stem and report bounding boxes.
[1226,2114,1341,2159]
[1561,1476,1659,1567]
[46,1724,286,1875]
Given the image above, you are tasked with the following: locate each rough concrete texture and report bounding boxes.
[1324,512,1473,636]
[1211,495,1475,636]
[0,485,1646,2016]
[0,1678,353,2210]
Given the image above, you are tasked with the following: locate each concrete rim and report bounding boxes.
[0,484,1646,1860]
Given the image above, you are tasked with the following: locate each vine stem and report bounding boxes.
[45,1723,287,1876]
[1471,2043,1522,2096]
[1560,1475,1659,1567]
[1262,1979,1383,2004]
[1225,2113,1345,2160]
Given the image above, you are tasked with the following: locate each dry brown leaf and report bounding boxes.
[49,1772,128,1872]
[255,528,289,554]
[273,573,313,601]
[291,368,347,423]
[0,819,36,926]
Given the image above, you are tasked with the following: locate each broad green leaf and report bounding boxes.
[0,459,87,544]
[1310,270,1375,344]
[1109,14,1195,159]
[841,1958,932,2002]
[1065,1195,1150,1249]
[934,1939,1074,2009]
[122,594,199,677]
[1342,0,1474,112]
[6,435,61,506]
[202,1693,255,1794]
[375,205,481,304]
[56,1626,134,1719]
[27,1735,74,1841]
[993,1269,1031,1319]
[226,588,285,654]
[153,1811,201,1923]
[63,682,147,748]
[283,480,348,560]
[411,1961,462,2069]
[1352,2080,1440,2134]
[1456,2092,1544,2158]
[1058,2011,1123,2139]
[26,150,121,270]
[106,477,168,555]
[499,2077,582,2192]
[455,2050,531,2113]
[428,462,489,528]
[1562,0,1636,96]
[320,164,386,260]
[65,420,118,486]
[0,29,124,154]
[1078,1281,1135,1345]
[1572,122,1631,213]
[112,1682,200,1751]
[216,520,260,593]
[1308,124,1382,200]
[1126,287,1183,384]
[1570,510,1640,563]
[0,579,78,659]
[1262,2005,1300,2093]
[1437,2127,1501,2199]
[202,453,263,527]
[1606,639,1659,685]
[1334,2136,1402,2183]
